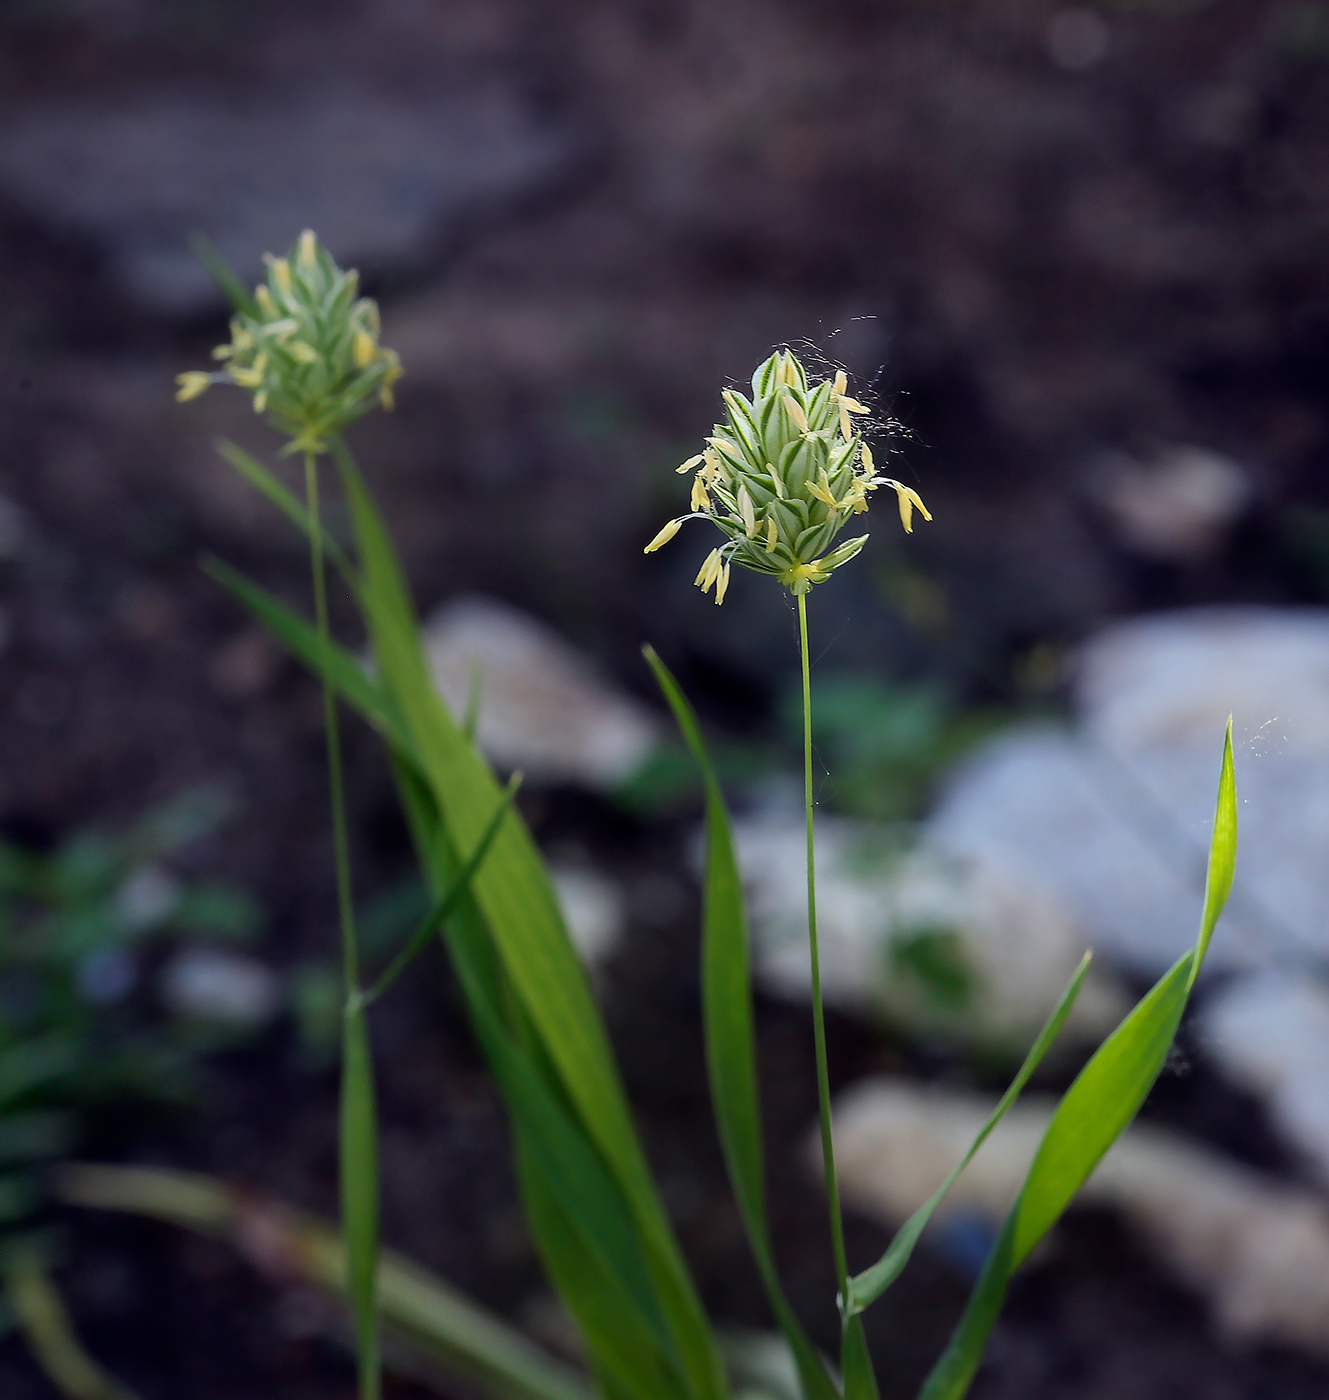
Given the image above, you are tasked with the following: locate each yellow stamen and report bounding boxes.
[691,474,711,512]
[174,371,211,402]
[886,481,931,533]
[808,474,839,508]
[714,561,731,605]
[271,258,293,296]
[676,453,705,475]
[297,230,318,270]
[287,341,320,365]
[253,388,268,414]
[254,285,276,315]
[695,548,723,592]
[861,442,875,473]
[644,518,682,553]
[354,330,376,368]
[765,517,778,553]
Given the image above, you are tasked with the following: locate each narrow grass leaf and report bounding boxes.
[361,774,523,1007]
[840,1316,879,1400]
[847,954,1090,1313]
[202,557,413,758]
[55,1163,590,1400]
[215,440,359,589]
[2,1248,141,1400]
[398,765,690,1400]
[646,646,838,1400]
[188,231,257,316]
[334,444,727,1400]
[917,725,1236,1400]
[341,1004,381,1400]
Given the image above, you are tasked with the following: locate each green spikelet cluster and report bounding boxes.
[645,349,929,603]
[175,230,401,456]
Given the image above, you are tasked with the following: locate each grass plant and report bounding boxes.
[164,232,1239,1400]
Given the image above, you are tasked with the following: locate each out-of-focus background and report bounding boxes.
[4,1,1329,1396]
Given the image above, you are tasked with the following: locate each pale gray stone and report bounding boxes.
[0,82,583,315]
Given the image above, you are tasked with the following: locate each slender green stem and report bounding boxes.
[305,451,381,1400]
[798,591,850,1312]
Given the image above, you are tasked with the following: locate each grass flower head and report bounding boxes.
[174,229,402,456]
[645,349,930,602]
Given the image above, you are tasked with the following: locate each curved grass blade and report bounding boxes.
[188,231,257,317]
[341,1005,381,1400]
[840,1315,878,1400]
[201,557,414,759]
[917,722,1236,1400]
[847,953,1090,1314]
[397,761,692,1400]
[360,774,522,1007]
[646,645,839,1400]
[2,1246,141,1400]
[215,440,359,590]
[55,1163,590,1400]
[334,444,728,1400]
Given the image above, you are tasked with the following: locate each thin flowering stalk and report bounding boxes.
[798,592,850,1313]
[305,454,381,1400]
[645,347,931,1349]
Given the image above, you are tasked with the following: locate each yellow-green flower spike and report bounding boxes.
[174,229,403,456]
[643,348,929,602]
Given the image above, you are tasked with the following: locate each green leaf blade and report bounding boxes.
[646,646,838,1400]
[914,724,1237,1400]
[848,953,1090,1313]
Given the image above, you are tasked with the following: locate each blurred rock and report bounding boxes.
[832,1077,1329,1354]
[549,864,625,967]
[160,946,281,1028]
[931,608,1329,975]
[1088,445,1251,561]
[422,596,659,789]
[735,813,1127,1048]
[0,82,583,315]
[1200,971,1329,1187]
[1078,606,1329,754]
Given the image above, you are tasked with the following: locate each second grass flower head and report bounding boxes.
[645,350,930,603]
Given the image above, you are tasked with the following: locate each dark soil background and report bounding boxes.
[3,1,1329,1396]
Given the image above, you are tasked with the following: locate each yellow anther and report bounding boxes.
[174,371,211,402]
[676,453,705,475]
[271,258,293,296]
[353,330,376,368]
[765,517,778,553]
[297,230,318,270]
[254,285,276,315]
[691,474,712,512]
[714,561,731,605]
[644,518,682,553]
[287,341,320,365]
[695,548,723,591]
[884,480,932,533]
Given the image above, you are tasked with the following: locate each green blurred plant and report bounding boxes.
[780,675,1006,822]
[0,790,260,1396]
[173,241,1238,1400]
